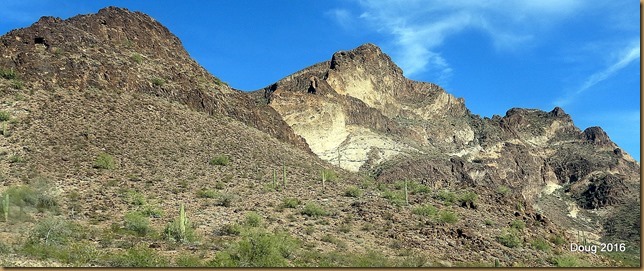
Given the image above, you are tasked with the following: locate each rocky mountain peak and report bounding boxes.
[582,126,613,146]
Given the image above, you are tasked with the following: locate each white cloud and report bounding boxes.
[555,40,640,106]
[577,42,640,94]
[326,9,353,29]
[344,0,584,79]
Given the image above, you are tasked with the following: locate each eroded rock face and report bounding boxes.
[257,43,640,218]
[0,7,311,152]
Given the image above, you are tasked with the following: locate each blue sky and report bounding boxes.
[1,1,640,160]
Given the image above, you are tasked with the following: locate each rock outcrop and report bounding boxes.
[0,6,311,152]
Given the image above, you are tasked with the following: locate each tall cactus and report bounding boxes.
[179,203,187,241]
[322,170,326,190]
[404,180,409,206]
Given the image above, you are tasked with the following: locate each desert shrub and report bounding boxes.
[210,228,298,267]
[510,219,526,230]
[209,155,230,166]
[549,254,585,267]
[151,77,165,86]
[343,186,362,197]
[124,212,151,236]
[94,153,115,170]
[8,155,23,163]
[0,68,16,80]
[497,228,521,248]
[320,169,337,182]
[0,111,10,122]
[382,190,405,206]
[301,203,327,217]
[497,185,511,196]
[197,188,217,198]
[10,80,23,90]
[131,53,143,63]
[436,190,457,205]
[175,253,203,267]
[27,217,80,246]
[530,237,550,251]
[412,204,438,217]
[437,210,458,224]
[458,191,478,207]
[549,234,566,246]
[139,204,163,218]
[220,223,242,236]
[244,212,262,227]
[3,179,58,214]
[125,190,146,206]
[281,198,300,209]
[107,244,168,267]
[215,193,234,207]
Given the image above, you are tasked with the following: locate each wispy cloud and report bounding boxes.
[325,9,354,30]
[554,40,640,106]
[333,0,584,79]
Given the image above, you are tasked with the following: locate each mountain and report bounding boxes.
[0,7,639,267]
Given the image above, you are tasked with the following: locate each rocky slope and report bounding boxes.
[255,42,641,258]
[0,7,639,267]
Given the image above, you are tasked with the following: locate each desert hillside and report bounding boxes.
[0,7,639,267]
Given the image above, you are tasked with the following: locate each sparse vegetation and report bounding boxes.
[510,219,526,230]
[530,237,550,251]
[210,228,298,267]
[0,111,11,122]
[0,68,17,80]
[244,212,262,227]
[457,191,478,208]
[10,79,24,89]
[209,155,230,166]
[301,202,328,217]
[437,210,458,224]
[436,190,457,205]
[107,244,168,267]
[151,77,165,86]
[94,153,116,170]
[343,186,362,197]
[549,254,586,267]
[497,185,511,196]
[131,53,143,63]
[281,197,300,209]
[497,228,521,248]
[123,211,152,236]
[196,188,217,198]
[412,204,438,217]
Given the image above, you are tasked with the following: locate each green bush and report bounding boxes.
[549,254,585,267]
[549,234,566,246]
[125,190,146,206]
[437,210,458,224]
[197,188,217,198]
[301,203,328,217]
[94,153,115,170]
[497,228,521,248]
[0,111,11,122]
[436,190,457,205]
[530,237,550,251]
[0,68,17,80]
[139,204,163,218]
[382,190,405,206]
[209,155,230,166]
[27,217,80,246]
[124,212,151,236]
[510,219,526,230]
[107,244,168,267]
[281,198,300,209]
[10,80,23,90]
[321,169,337,182]
[497,185,511,196]
[244,212,262,227]
[151,77,165,86]
[458,191,478,207]
[175,253,203,267]
[215,192,234,207]
[210,229,298,267]
[131,53,143,63]
[220,223,242,236]
[412,204,438,217]
[343,186,362,198]
[3,180,58,214]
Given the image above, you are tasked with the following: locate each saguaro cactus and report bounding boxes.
[2,194,8,222]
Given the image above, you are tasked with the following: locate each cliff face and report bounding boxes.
[257,43,640,244]
[0,6,311,152]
